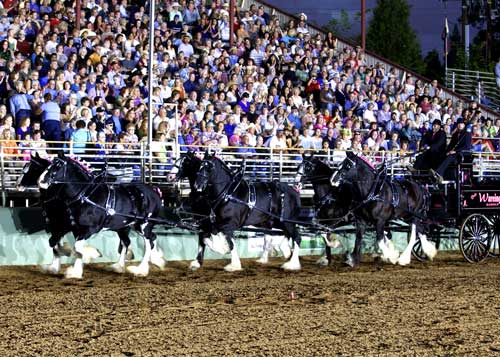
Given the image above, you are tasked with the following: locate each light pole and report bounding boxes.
[361,0,366,51]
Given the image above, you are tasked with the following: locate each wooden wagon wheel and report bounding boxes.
[459,214,491,263]
[410,225,441,262]
[487,214,500,257]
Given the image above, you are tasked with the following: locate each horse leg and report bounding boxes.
[64,235,92,279]
[150,234,167,271]
[41,234,65,274]
[256,234,273,264]
[376,222,399,265]
[317,233,341,266]
[281,224,301,271]
[108,228,131,273]
[224,232,242,272]
[127,221,160,277]
[345,219,364,267]
[204,232,230,255]
[278,235,292,259]
[418,227,437,261]
[127,234,152,277]
[190,232,208,270]
[398,223,417,266]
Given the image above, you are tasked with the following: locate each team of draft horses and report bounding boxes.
[17,149,438,279]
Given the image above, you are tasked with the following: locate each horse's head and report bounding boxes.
[167,152,200,182]
[193,156,216,192]
[38,152,92,189]
[17,153,51,191]
[330,151,359,187]
[296,154,333,184]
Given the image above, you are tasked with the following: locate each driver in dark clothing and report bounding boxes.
[431,117,472,183]
[413,119,447,171]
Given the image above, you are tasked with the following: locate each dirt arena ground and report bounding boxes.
[0,252,499,356]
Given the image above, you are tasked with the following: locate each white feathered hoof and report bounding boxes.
[316,255,329,267]
[344,254,357,268]
[255,256,269,265]
[280,244,292,260]
[281,260,301,271]
[386,250,400,265]
[127,265,149,277]
[150,248,166,270]
[422,240,437,261]
[189,260,201,271]
[107,262,126,274]
[64,266,83,279]
[224,263,242,272]
[397,253,411,266]
[81,246,102,263]
[40,263,60,275]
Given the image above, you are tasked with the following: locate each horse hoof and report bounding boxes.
[150,248,167,270]
[316,256,329,267]
[344,255,356,268]
[189,260,201,270]
[107,263,126,273]
[40,264,60,275]
[397,256,411,266]
[255,257,269,265]
[127,265,149,277]
[281,261,301,271]
[81,246,102,263]
[224,264,242,272]
[151,257,166,270]
[64,267,83,279]
[281,247,292,260]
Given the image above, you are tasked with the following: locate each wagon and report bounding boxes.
[411,155,500,263]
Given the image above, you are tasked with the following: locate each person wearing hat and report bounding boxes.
[431,117,472,183]
[185,126,201,151]
[413,118,447,171]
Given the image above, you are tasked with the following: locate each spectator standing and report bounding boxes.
[38,92,61,146]
[9,80,32,126]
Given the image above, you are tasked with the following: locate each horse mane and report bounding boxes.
[356,155,376,170]
[67,157,94,176]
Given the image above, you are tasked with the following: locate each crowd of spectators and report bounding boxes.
[0,0,498,170]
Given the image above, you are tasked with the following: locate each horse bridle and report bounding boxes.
[330,156,356,186]
[171,156,187,180]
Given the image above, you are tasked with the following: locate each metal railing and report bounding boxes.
[445,68,500,112]
[4,138,500,206]
[245,0,500,121]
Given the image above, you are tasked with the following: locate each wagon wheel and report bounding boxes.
[487,214,500,257]
[411,225,442,262]
[459,214,491,263]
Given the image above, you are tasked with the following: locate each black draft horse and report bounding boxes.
[168,152,291,270]
[194,153,302,271]
[17,153,80,273]
[38,152,165,278]
[17,153,138,275]
[294,155,353,265]
[330,151,437,267]
[167,151,222,270]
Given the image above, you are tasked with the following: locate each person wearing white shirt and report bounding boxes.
[267,129,287,150]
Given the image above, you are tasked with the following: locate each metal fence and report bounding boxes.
[445,67,500,112]
[3,138,500,207]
